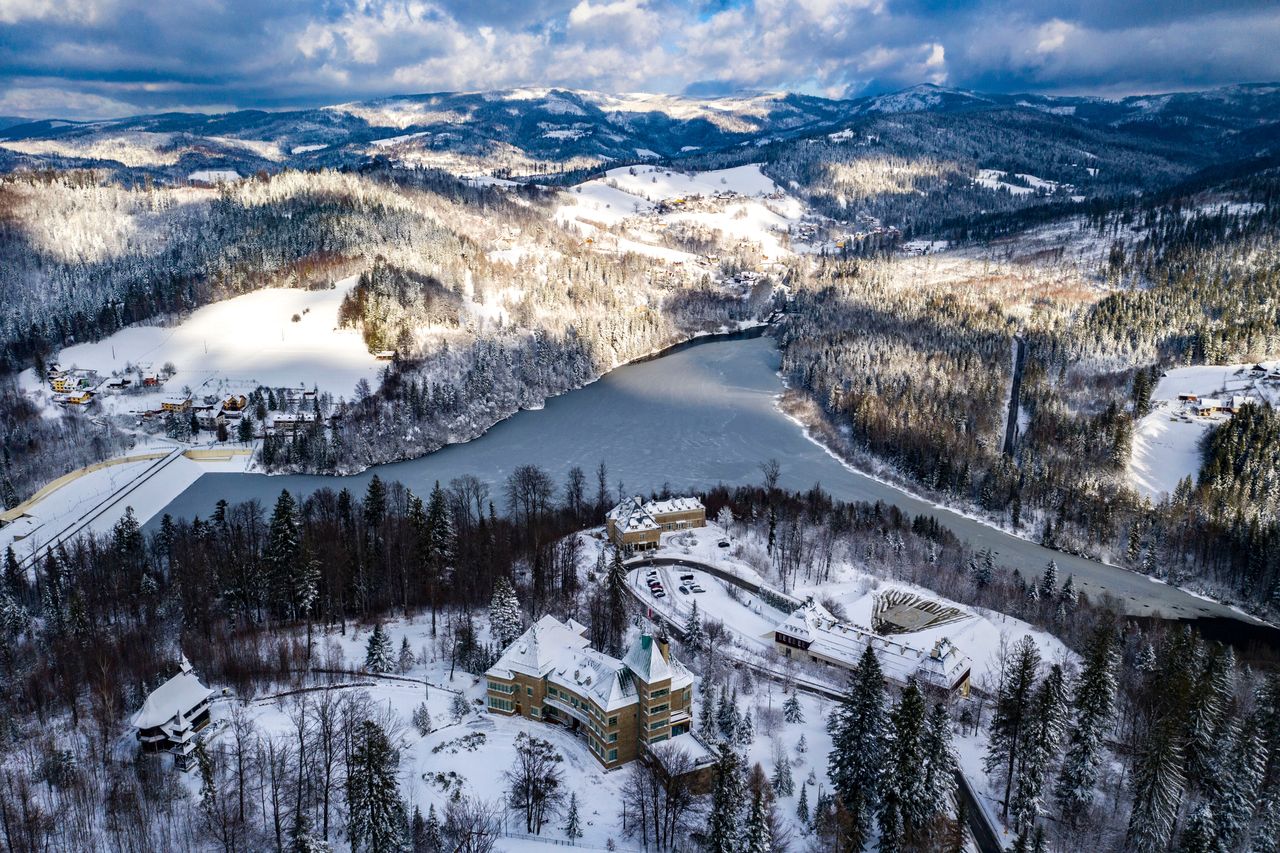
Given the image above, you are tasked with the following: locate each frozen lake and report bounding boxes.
[158,333,1256,624]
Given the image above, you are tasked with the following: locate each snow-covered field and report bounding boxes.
[20,278,382,417]
[1128,363,1280,500]
[556,164,807,262]
[974,169,1063,196]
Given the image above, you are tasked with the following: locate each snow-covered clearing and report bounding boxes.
[1128,363,1280,500]
[556,164,807,262]
[974,169,1065,196]
[187,169,241,184]
[21,278,383,417]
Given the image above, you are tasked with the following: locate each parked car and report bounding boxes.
[653,590,666,598]
[678,585,689,594]
[680,573,695,581]
[718,541,730,548]
[691,585,706,593]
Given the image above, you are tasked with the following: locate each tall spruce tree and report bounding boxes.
[365,623,394,673]
[1055,624,1120,825]
[883,679,931,838]
[1207,716,1265,850]
[745,782,772,853]
[604,546,628,656]
[684,600,706,653]
[1125,716,1186,853]
[922,702,958,824]
[346,719,406,853]
[267,490,301,617]
[488,576,523,648]
[828,643,887,850]
[704,742,745,853]
[1010,664,1068,834]
[984,635,1041,822]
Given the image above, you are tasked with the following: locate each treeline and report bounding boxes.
[337,259,464,353]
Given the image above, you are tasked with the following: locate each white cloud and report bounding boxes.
[0,0,110,24]
[2,0,1279,118]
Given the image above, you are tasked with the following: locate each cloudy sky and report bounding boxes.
[1,0,1278,119]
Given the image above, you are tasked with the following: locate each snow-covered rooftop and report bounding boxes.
[607,495,704,535]
[776,599,971,692]
[487,617,691,712]
[130,666,213,730]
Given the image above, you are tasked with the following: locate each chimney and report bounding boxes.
[657,634,670,662]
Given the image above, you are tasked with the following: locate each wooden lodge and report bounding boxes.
[130,660,214,771]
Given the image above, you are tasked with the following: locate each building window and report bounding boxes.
[531,707,541,718]
[609,733,618,743]
[651,688,669,699]
[608,749,618,762]
[487,697,514,712]
[649,734,668,744]
[650,720,667,731]
[487,681,516,694]
[526,686,533,696]
[649,703,668,715]
[608,716,618,726]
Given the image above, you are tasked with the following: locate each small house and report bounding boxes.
[54,390,93,407]
[223,394,248,412]
[373,350,397,361]
[195,406,225,431]
[162,396,192,413]
[1224,395,1258,414]
[131,660,214,771]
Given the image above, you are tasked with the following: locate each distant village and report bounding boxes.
[40,361,337,443]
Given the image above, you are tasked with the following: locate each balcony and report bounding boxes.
[544,695,593,728]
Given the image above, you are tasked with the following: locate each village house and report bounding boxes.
[606,496,706,552]
[773,599,972,696]
[54,389,94,407]
[130,660,215,771]
[485,616,715,782]
[222,394,248,412]
[49,368,97,394]
[194,405,225,431]
[1192,394,1257,417]
[161,396,192,413]
[269,411,317,436]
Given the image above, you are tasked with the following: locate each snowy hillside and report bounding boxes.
[20,279,382,417]
[1128,363,1280,500]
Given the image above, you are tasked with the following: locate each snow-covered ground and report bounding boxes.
[20,278,382,418]
[0,447,253,563]
[187,169,241,184]
[555,163,808,262]
[974,169,1064,196]
[1128,363,1280,500]
[207,608,837,852]
[624,524,1071,691]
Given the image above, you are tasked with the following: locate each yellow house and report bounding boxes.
[606,496,706,551]
[161,397,192,413]
[485,616,714,781]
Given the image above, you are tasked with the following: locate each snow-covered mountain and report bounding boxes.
[0,83,1276,181]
